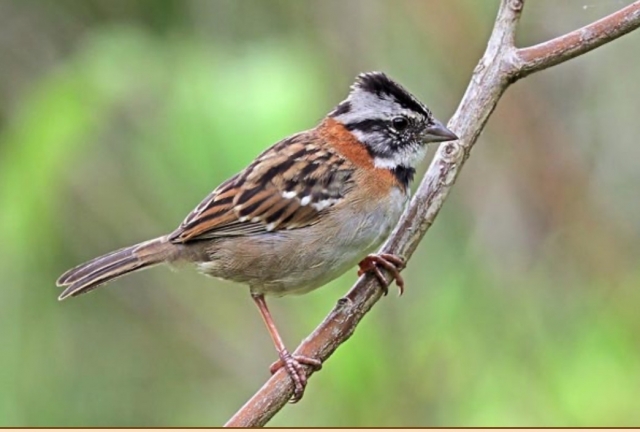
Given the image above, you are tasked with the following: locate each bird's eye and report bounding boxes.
[392,116,409,131]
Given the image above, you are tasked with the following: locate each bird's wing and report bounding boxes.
[168,132,355,243]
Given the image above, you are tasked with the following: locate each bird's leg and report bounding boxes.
[251,293,322,403]
[357,253,406,296]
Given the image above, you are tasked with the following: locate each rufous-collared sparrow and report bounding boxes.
[57,72,457,402]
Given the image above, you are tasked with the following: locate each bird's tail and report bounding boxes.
[56,236,174,300]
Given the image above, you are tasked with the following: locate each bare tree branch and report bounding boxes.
[225,0,640,427]
[514,1,640,79]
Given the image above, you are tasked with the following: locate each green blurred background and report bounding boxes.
[1,0,640,427]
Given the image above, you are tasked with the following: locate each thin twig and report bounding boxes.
[514,1,640,79]
[225,0,640,427]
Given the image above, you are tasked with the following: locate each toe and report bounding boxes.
[293,355,322,371]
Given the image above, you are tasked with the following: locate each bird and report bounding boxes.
[56,71,458,402]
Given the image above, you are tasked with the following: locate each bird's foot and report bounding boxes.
[269,351,322,403]
[358,253,406,296]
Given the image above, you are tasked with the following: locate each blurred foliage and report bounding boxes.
[1,0,640,427]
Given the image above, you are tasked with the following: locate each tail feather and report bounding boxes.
[57,236,171,300]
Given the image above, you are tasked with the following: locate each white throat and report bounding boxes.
[373,145,427,170]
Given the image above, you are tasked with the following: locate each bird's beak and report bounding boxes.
[423,119,458,143]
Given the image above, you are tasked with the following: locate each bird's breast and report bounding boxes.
[197,186,408,296]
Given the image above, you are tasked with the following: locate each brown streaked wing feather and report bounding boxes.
[168,132,355,243]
